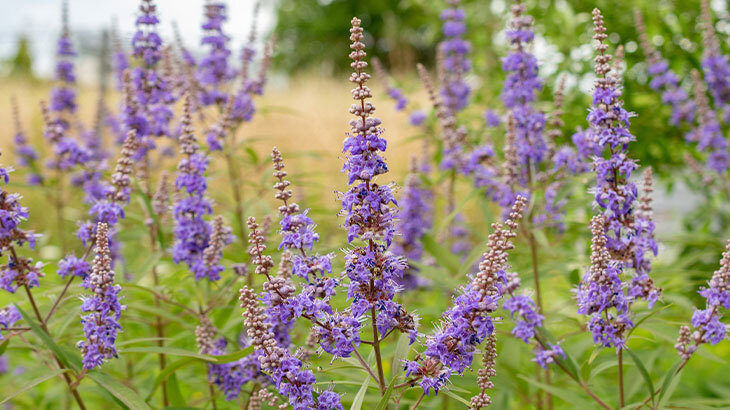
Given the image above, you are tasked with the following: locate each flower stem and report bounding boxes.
[152,263,169,407]
[370,304,386,394]
[618,348,625,408]
[353,349,380,385]
[55,171,67,254]
[24,285,87,410]
[411,392,426,410]
[223,135,248,281]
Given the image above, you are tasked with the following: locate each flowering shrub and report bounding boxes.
[1,0,729,409]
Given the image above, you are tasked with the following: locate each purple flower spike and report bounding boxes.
[77,223,124,369]
[405,198,526,395]
[341,17,418,347]
[439,0,471,113]
[172,97,223,281]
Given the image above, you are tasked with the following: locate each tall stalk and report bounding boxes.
[222,131,249,285]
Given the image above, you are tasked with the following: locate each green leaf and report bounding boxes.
[656,360,684,408]
[212,346,254,363]
[390,333,410,382]
[133,180,165,249]
[374,377,397,410]
[625,349,655,406]
[167,373,186,407]
[87,371,152,409]
[145,358,198,401]
[0,369,71,404]
[421,233,461,274]
[349,375,370,410]
[627,304,672,336]
[0,339,8,356]
[16,305,81,371]
[518,375,591,407]
[119,346,218,361]
[443,390,471,407]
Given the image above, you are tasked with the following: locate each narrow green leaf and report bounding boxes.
[349,376,370,410]
[212,346,254,363]
[374,377,397,410]
[167,373,186,407]
[0,339,8,356]
[625,349,655,405]
[120,346,217,361]
[145,357,197,401]
[88,371,152,409]
[390,333,410,382]
[627,304,672,336]
[16,305,81,371]
[0,369,70,404]
[443,390,471,407]
[421,234,461,274]
[656,360,684,407]
[518,375,590,407]
[133,181,166,249]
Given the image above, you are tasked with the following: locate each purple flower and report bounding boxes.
[391,160,433,269]
[409,110,427,126]
[484,110,501,127]
[0,305,21,340]
[58,255,90,280]
[11,99,43,185]
[501,3,546,165]
[687,70,730,173]
[405,198,526,395]
[197,2,234,106]
[172,100,222,281]
[503,294,544,343]
[533,344,565,369]
[78,223,123,369]
[439,0,471,113]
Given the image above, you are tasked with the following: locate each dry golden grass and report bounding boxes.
[0,75,430,246]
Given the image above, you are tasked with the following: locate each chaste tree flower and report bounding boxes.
[77,222,123,369]
[575,9,662,350]
[196,315,263,401]
[371,57,408,111]
[239,281,341,409]
[699,0,730,122]
[501,0,546,167]
[635,10,694,127]
[403,197,525,395]
[130,0,175,148]
[172,97,230,281]
[74,130,138,248]
[687,70,729,173]
[439,0,471,114]
[0,305,22,341]
[341,16,418,344]
[0,153,42,294]
[676,240,730,359]
[391,157,433,290]
[197,0,235,106]
[10,96,43,186]
[674,241,730,362]
[49,1,78,122]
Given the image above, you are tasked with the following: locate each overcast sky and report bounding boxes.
[0,0,275,77]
